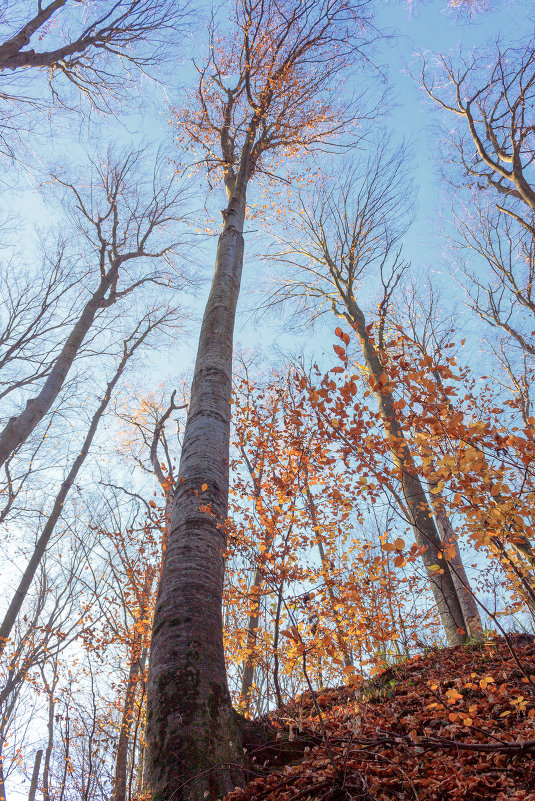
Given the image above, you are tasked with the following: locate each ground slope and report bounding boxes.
[230,636,535,801]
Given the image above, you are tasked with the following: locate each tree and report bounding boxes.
[146,2,374,798]
[270,144,477,644]
[0,148,190,471]
[420,37,535,591]
[0,0,189,157]
[87,503,163,801]
[421,40,535,358]
[0,307,177,658]
[225,367,432,712]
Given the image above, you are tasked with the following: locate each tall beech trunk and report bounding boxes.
[112,647,147,801]
[428,481,484,639]
[0,757,5,801]
[346,297,467,646]
[0,260,120,470]
[42,664,59,801]
[146,188,246,801]
[27,750,42,801]
[0,323,154,657]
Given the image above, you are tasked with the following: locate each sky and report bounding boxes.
[4,1,535,796]
[6,0,534,384]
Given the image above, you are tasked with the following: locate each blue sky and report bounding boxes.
[5,2,535,798]
[5,0,535,389]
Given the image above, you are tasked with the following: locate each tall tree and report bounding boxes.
[0,308,176,657]
[0,148,190,471]
[271,145,476,643]
[421,38,535,580]
[421,39,535,357]
[146,2,374,798]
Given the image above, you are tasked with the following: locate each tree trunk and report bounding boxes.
[239,567,264,716]
[146,190,246,801]
[27,750,42,801]
[0,744,7,801]
[0,326,148,657]
[42,668,59,801]
[428,482,484,639]
[0,262,119,469]
[346,297,467,646]
[272,582,284,709]
[112,647,146,801]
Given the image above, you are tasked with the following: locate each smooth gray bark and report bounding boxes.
[41,663,59,801]
[0,755,5,801]
[27,750,42,801]
[430,487,484,639]
[146,190,246,801]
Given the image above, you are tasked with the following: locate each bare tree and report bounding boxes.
[421,37,535,588]
[421,40,535,227]
[421,40,535,354]
[0,147,192,471]
[146,1,375,798]
[270,143,476,645]
[115,385,188,546]
[0,537,103,791]
[0,306,179,657]
[0,0,189,156]
[0,248,82,405]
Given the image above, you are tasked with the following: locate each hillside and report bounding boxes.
[231,636,535,801]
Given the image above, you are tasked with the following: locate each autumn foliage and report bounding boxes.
[226,636,535,801]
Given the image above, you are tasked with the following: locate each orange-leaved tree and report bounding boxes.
[272,146,480,643]
[224,367,439,714]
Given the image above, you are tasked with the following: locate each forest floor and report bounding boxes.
[230,636,535,801]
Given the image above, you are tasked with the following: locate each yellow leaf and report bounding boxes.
[201,483,208,492]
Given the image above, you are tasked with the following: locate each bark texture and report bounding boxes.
[146,192,246,801]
